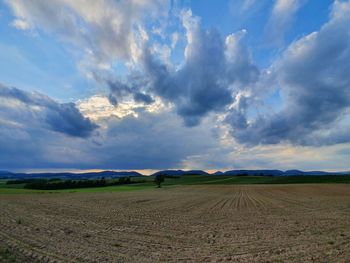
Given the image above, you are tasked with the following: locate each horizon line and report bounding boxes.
[3,168,350,175]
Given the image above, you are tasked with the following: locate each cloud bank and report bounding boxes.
[2,0,350,170]
[0,84,225,170]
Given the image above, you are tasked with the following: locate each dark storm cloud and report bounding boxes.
[227,1,350,146]
[0,85,98,138]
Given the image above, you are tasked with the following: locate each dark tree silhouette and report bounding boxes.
[154,174,165,188]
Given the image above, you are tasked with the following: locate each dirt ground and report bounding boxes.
[1,184,350,263]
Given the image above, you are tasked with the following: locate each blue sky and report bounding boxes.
[1,0,350,172]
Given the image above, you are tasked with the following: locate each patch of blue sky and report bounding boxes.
[244,89,283,121]
[285,0,333,45]
[111,60,129,76]
[264,88,283,112]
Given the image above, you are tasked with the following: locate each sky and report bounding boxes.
[0,0,350,172]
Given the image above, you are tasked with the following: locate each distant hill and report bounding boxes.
[283,170,304,176]
[1,169,349,180]
[182,170,209,175]
[223,170,284,176]
[151,170,209,177]
[0,170,13,175]
[212,171,224,175]
[282,170,348,176]
[77,171,143,178]
[0,170,144,180]
[217,169,349,176]
[0,171,14,178]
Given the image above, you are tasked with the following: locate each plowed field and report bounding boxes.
[1,184,350,262]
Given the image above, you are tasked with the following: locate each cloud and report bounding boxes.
[133,92,154,105]
[137,10,259,126]
[5,1,260,127]
[229,0,269,28]
[227,0,350,146]
[264,0,303,46]
[229,0,265,14]
[77,94,163,120]
[241,0,257,11]
[0,84,98,137]
[0,85,224,169]
[91,9,259,127]
[1,86,349,171]
[10,18,31,30]
[3,0,350,172]
[5,0,170,65]
[95,110,221,169]
[223,143,350,171]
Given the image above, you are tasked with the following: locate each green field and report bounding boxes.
[154,174,350,186]
[0,179,153,194]
[1,175,350,194]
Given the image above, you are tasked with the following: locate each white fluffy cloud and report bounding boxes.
[6,0,169,65]
[77,94,164,120]
[264,0,303,46]
[227,0,350,146]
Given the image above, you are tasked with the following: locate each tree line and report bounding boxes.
[22,177,144,190]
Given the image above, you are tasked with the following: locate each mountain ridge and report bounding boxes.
[1,169,349,180]
[0,170,143,180]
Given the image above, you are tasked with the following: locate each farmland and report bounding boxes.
[1,175,350,194]
[1,183,350,262]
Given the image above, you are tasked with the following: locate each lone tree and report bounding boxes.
[154,173,165,188]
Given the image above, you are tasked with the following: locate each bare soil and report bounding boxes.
[1,184,350,262]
